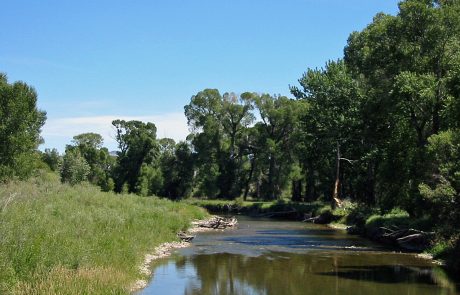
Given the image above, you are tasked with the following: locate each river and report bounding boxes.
[138,216,459,295]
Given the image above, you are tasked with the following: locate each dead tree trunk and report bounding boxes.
[332,142,342,208]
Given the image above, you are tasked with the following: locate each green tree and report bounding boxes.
[65,133,115,191]
[419,130,460,232]
[159,139,195,199]
[135,163,163,196]
[0,74,46,180]
[112,120,159,194]
[184,89,254,199]
[41,148,62,172]
[60,149,90,185]
[247,94,305,200]
[343,0,460,213]
[291,60,363,206]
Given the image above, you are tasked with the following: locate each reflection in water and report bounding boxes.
[144,252,458,295]
[140,218,459,295]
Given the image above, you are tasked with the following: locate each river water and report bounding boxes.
[139,216,459,295]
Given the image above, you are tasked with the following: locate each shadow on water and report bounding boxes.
[316,265,439,285]
[140,217,460,295]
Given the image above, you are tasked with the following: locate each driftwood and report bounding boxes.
[303,211,333,224]
[177,232,195,242]
[194,216,238,229]
[372,227,434,251]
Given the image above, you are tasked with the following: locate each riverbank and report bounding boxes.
[0,174,207,295]
[188,198,459,274]
[185,198,326,219]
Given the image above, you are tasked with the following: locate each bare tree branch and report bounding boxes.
[339,157,355,164]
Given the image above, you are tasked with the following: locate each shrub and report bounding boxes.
[365,208,411,230]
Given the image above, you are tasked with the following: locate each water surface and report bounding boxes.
[139,216,459,295]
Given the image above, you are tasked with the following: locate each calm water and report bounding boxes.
[139,216,459,295]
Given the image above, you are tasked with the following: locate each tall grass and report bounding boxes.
[0,173,207,294]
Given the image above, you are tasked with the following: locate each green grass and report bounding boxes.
[0,173,207,294]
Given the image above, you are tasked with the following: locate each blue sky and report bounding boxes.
[0,0,399,152]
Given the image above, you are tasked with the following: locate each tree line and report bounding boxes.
[1,0,459,251]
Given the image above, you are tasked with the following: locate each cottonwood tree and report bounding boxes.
[184,89,254,199]
[112,120,160,194]
[159,140,195,199]
[344,0,460,213]
[291,60,362,207]
[246,94,305,200]
[0,74,46,180]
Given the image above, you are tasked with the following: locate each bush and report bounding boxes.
[365,208,411,230]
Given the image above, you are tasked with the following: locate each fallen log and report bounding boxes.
[193,216,238,229]
[397,233,433,251]
[177,232,195,242]
[369,226,434,251]
[383,228,423,239]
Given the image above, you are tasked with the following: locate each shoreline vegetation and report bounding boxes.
[0,174,208,295]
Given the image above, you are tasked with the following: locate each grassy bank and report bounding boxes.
[0,173,207,294]
[185,198,326,218]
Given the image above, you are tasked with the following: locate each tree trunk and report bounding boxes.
[243,156,255,201]
[332,142,342,208]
